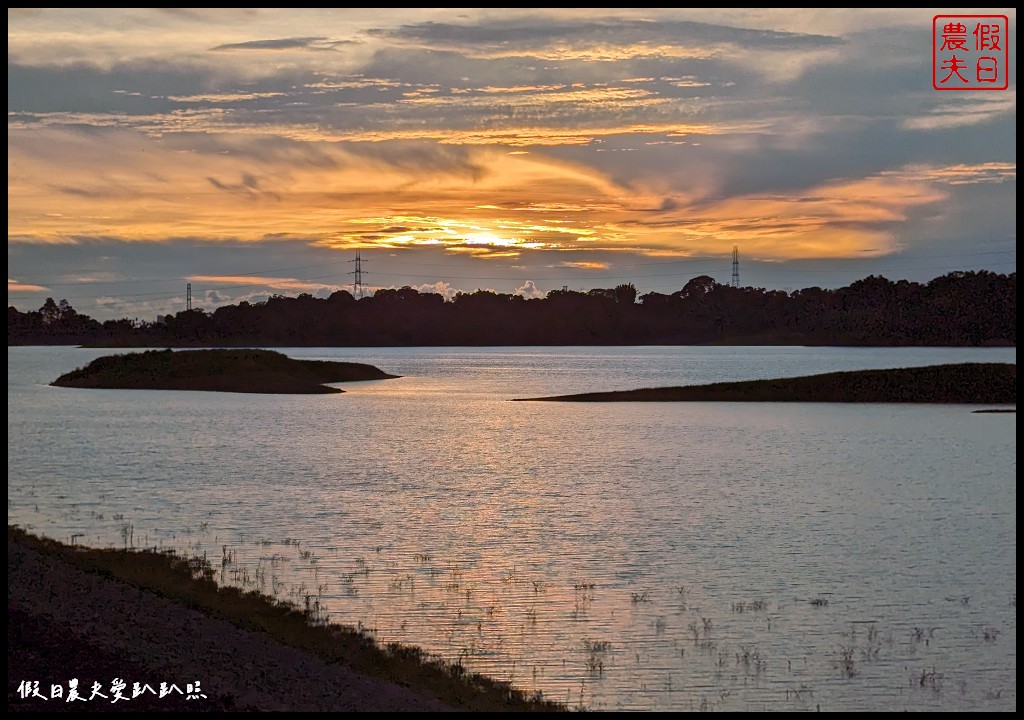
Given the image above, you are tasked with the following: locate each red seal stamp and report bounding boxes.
[933,15,1009,90]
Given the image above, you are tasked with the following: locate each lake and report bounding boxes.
[7,345,1017,711]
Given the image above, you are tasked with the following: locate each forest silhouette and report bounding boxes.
[8,271,1016,347]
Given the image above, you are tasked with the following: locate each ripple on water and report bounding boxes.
[7,346,1017,711]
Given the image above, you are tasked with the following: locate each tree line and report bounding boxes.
[7,271,1016,347]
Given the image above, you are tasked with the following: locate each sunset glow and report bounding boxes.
[7,8,1016,318]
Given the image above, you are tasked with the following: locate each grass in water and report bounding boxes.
[8,526,565,712]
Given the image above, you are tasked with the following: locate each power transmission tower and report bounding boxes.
[731,245,740,288]
[186,282,192,310]
[349,252,367,298]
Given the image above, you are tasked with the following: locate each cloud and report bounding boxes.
[206,173,282,201]
[554,261,610,270]
[187,275,340,292]
[10,122,990,262]
[414,281,458,300]
[902,93,1017,131]
[514,280,546,299]
[369,18,841,60]
[8,278,50,292]
[363,281,461,301]
[209,290,273,309]
[631,171,950,259]
[168,91,287,103]
[95,294,187,319]
[211,36,355,52]
[880,163,1016,186]
[5,8,1015,311]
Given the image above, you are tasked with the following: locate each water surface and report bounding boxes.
[7,346,1017,711]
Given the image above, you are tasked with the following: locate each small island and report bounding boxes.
[51,349,400,394]
[518,363,1016,404]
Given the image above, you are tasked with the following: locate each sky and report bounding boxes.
[7,8,1017,319]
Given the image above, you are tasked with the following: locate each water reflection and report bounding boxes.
[7,346,1016,711]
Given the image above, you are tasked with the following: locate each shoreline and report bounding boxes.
[8,341,1019,349]
[7,527,563,712]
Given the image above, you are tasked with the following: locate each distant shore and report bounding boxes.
[7,527,564,712]
[51,349,399,395]
[518,363,1017,404]
[9,271,1017,348]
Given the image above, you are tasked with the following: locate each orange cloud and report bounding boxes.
[8,126,957,262]
[8,278,49,292]
[628,174,949,259]
[187,275,336,291]
[553,261,610,270]
[319,122,718,147]
[881,162,1016,186]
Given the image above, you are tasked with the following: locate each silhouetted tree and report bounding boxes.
[7,272,1016,348]
[614,283,638,304]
